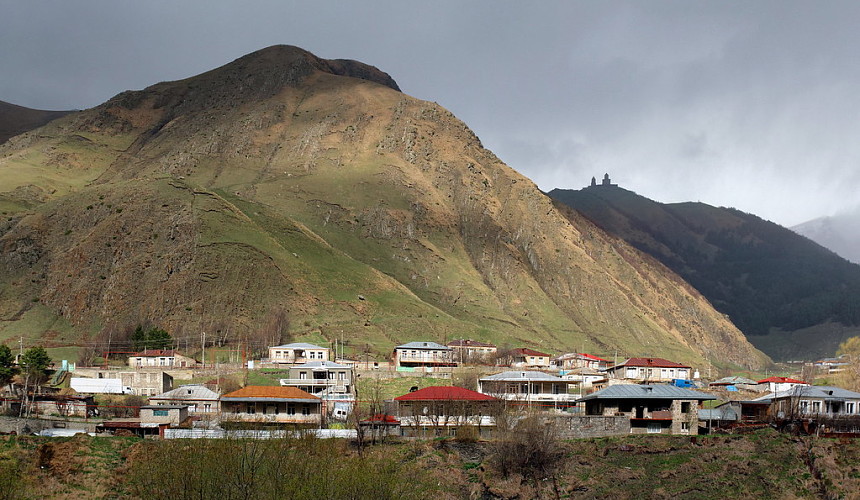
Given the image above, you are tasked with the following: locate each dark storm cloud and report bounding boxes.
[2,1,859,226]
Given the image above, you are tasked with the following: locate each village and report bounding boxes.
[1,338,857,441]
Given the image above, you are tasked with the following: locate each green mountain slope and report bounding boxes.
[549,184,860,361]
[0,45,769,369]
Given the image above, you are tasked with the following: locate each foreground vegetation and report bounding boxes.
[2,428,859,499]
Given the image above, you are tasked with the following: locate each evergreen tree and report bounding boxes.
[0,344,18,389]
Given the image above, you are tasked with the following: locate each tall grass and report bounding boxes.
[124,434,436,500]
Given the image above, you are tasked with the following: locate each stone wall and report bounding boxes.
[554,415,630,438]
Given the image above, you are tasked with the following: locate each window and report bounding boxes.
[287,405,296,415]
[800,401,809,413]
[647,422,662,433]
[681,402,691,414]
[203,404,211,412]
[299,372,307,380]
[153,410,168,417]
[302,405,310,415]
[812,402,821,413]
[847,402,855,414]
[681,422,690,432]
[247,405,256,415]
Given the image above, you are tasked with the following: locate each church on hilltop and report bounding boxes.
[589,173,617,188]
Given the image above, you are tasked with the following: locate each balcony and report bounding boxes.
[219,412,321,424]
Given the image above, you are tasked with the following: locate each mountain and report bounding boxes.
[792,208,860,265]
[0,45,769,369]
[549,182,860,361]
[0,100,73,145]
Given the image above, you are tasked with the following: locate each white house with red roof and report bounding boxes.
[757,376,809,393]
[394,386,501,437]
[606,357,692,382]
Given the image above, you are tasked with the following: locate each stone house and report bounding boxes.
[577,384,716,435]
[446,339,497,363]
[139,405,189,426]
[148,384,221,414]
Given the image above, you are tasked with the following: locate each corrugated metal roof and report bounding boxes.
[577,384,717,402]
[699,408,738,421]
[394,386,498,401]
[269,342,327,350]
[292,360,351,369]
[480,371,564,382]
[771,386,860,400]
[150,384,221,401]
[395,341,450,350]
[710,376,758,386]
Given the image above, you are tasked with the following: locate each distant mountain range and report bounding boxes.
[0,45,769,370]
[549,181,860,361]
[792,208,860,265]
[0,100,72,144]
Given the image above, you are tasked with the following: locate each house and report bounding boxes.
[281,361,353,396]
[507,348,552,368]
[552,352,608,371]
[605,357,691,382]
[220,386,322,427]
[699,399,771,430]
[139,405,190,426]
[577,384,716,435]
[560,367,607,390]
[70,377,132,395]
[128,350,197,368]
[708,376,761,391]
[392,342,455,370]
[756,376,809,393]
[447,339,497,363]
[149,384,221,414]
[769,386,860,418]
[29,394,97,418]
[394,386,501,437]
[268,343,330,364]
[478,371,579,409]
[814,356,850,374]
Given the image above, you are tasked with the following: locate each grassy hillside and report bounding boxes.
[2,430,857,499]
[550,185,860,361]
[0,45,770,369]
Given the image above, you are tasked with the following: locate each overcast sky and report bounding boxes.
[3,1,859,226]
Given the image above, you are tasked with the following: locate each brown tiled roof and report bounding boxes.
[221,386,320,400]
[132,349,176,357]
[511,347,551,358]
[618,357,690,369]
[447,339,496,348]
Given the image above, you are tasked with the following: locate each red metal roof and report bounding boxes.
[580,353,608,362]
[394,386,499,402]
[618,357,691,368]
[757,376,807,385]
[511,348,551,358]
[361,414,401,425]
